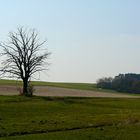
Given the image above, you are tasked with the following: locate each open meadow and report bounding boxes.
[0,80,140,139]
[0,96,140,140]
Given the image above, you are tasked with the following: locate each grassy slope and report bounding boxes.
[0,79,96,89]
[0,96,140,139]
[0,79,116,93]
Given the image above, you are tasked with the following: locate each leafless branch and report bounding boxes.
[0,27,51,95]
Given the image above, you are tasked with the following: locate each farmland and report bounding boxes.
[0,80,140,139]
[0,96,140,139]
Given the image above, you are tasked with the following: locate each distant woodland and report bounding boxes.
[97,73,140,94]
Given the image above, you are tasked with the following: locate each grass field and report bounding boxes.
[0,79,117,93]
[0,79,96,90]
[0,96,140,139]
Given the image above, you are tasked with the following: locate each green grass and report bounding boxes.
[0,80,21,86]
[0,79,96,89]
[33,82,98,91]
[0,96,140,139]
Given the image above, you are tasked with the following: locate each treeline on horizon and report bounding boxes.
[97,73,140,94]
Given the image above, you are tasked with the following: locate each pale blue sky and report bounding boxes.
[0,0,140,83]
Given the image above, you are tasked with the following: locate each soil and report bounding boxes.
[0,85,139,98]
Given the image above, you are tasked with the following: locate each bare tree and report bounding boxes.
[0,27,50,96]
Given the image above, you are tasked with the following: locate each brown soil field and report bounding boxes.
[0,85,139,98]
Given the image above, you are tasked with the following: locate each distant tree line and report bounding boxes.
[97,73,140,94]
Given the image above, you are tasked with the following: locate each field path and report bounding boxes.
[0,85,140,98]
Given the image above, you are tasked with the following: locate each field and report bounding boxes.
[0,96,140,139]
[0,80,138,98]
[0,80,140,139]
[0,79,111,91]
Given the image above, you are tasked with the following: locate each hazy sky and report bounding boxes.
[0,0,140,83]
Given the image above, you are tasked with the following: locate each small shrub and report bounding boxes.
[28,84,35,96]
[17,85,35,96]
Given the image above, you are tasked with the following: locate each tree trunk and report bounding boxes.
[23,79,28,96]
